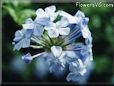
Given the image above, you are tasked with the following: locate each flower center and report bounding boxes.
[41,36,66,51]
[31,31,68,52]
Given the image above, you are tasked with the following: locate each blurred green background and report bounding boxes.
[2,0,114,85]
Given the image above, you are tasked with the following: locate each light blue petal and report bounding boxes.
[36,17,50,26]
[67,62,94,83]
[33,24,44,36]
[85,36,92,45]
[44,53,65,74]
[22,53,32,63]
[35,8,49,20]
[59,11,77,24]
[21,38,30,48]
[45,53,54,61]
[69,60,80,72]
[66,72,82,82]
[45,5,58,21]
[51,46,62,58]
[65,51,78,63]
[47,28,59,38]
[68,44,89,62]
[35,8,50,25]
[45,5,56,13]
[25,18,33,24]
[59,27,70,35]
[81,17,89,26]
[24,29,33,38]
[13,29,32,50]
[80,19,91,38]
[13,40,22,50]
[49,59,65,73]
[56,17,69,28]
[78,62,94,84]
[66,43,92,63]
[22,23,34,29]
[13,30,23,42]
[75,10,85,18]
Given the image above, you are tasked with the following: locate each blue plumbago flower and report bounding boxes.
[35,5,59,25]
[44,22,70,38]
[13,5,93,83]
[22,18,44,37]
[59,10,91,39]
[13,29,32,50]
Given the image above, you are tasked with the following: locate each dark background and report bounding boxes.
[2,0,114,85]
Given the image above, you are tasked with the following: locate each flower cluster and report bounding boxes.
[13,5,93,82]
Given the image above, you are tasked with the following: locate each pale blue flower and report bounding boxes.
[45,52,66,74]
[22,52,45,63]
[49,59,65,73]
[22,53,32,63]
[80,18,91,38]
[65,43,93,82]
[85,35,93,45]
[78,62,94,84]
[69,59,86,75]
[59,10,91,39]
[67,72,82,82]
[13,29,32,50]
[75,10,85,23]
[51,46,62,58]
[67,43,93,63]
[45,5,58,21]
[66,62,94,83]
[66,58,87,82]
[45,43,92,80]
[13,6,93,83]
[35,8,50,26]
[35,5,59,25]
[22,18,44,36]
[13,17,46,50]
[74,43,93,62]
[59,10,78,24]
[44,22,70,38]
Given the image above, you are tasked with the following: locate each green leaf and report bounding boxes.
[17,9,36,24]
[3,2,34,25]
[3,5,18,23]
[4,0,31,7]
